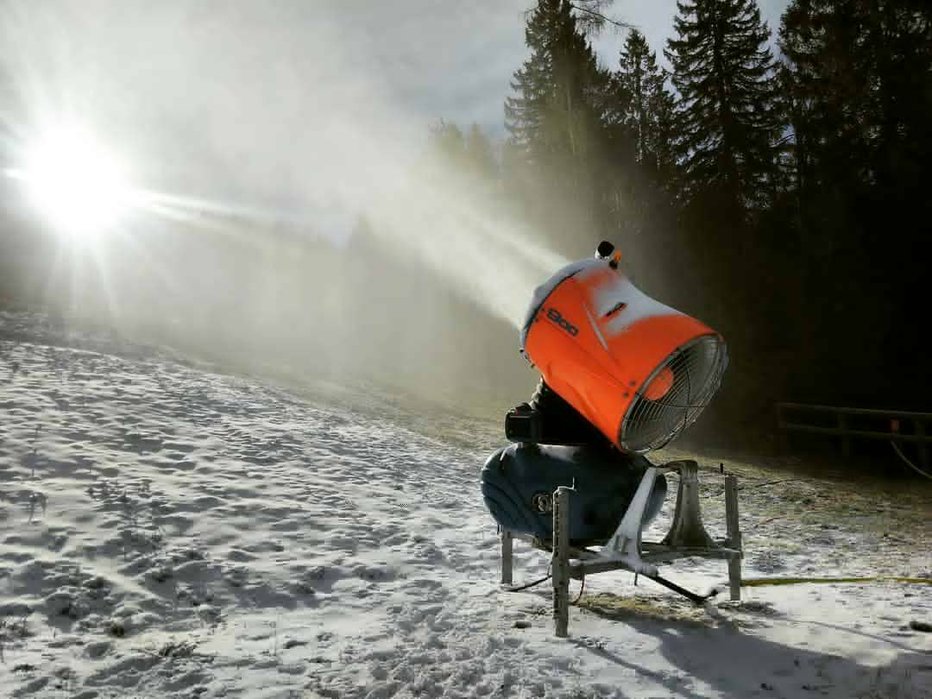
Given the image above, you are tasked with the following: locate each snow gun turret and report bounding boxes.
[516,239,727,453]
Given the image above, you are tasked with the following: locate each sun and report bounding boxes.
[14,126,133,239]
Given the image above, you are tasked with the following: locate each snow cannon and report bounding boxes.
[519,241,727,453]
[481,250,741,622]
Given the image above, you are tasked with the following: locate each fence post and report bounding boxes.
[838,411,851,458]
[776,404,788,453]
[552,486,570,638]
[916,420,930,471]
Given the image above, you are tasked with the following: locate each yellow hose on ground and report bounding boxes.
[742,575,932,587]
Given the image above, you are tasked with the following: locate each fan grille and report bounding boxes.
[619,335,728,452]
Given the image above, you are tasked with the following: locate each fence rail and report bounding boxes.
[775,402,932,468]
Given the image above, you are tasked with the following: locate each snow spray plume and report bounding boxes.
[0,1,576,407]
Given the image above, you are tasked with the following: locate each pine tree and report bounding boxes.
[614,30,677,186]
[427,120,467,167]
[780,0,932,209]
[464,124,499,183]
[780,1,871,220]
[778,0,932,406]
[505,0,607,166]
[666,0,784,212]
[503,0,613,247]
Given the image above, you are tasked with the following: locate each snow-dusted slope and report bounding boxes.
[1,315,930,698]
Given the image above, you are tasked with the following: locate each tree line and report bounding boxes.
[381,0,931,448]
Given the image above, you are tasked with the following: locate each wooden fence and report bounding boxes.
[775,402,932,468]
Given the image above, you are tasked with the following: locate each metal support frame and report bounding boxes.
[725,475,742,600]
[500,528,513,586]
[600,467,662,576]
[661,461,716,549]
[500,460,743,636]
[552,486,571,637]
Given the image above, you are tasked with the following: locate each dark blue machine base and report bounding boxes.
[481,443,667,546]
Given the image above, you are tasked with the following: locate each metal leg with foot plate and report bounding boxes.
[499,460,743,636]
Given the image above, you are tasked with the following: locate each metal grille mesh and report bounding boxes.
[620,335,728,453]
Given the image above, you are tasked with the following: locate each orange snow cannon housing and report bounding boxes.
[520,244,727,453]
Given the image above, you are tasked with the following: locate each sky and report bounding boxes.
[0,0,792,240]
[313,0,794,136]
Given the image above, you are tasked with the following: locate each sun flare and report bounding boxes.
[15,126,133,238]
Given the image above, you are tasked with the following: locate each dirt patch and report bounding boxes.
[575,591,719,627]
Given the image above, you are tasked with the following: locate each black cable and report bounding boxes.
[571,575,586,604]
[504,573,552,592]
[504,563,553,592]
[891,440,932,481]
[646,573,717,605]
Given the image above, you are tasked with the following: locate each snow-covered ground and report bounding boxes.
[1,312,930,698]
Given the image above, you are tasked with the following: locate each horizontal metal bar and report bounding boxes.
[779,422,932,443]
[569,559,632,577]
[641,544,741,563]
[777,402,932,420]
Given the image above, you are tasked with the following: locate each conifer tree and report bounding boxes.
[614,29,677,186]
[780,0,932,210]
[505,0,607,165]
[465,124,499,183]
[666,0,783,212]
[428,120,467,168]
[504,0,612,247]
[778,0,932,406]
